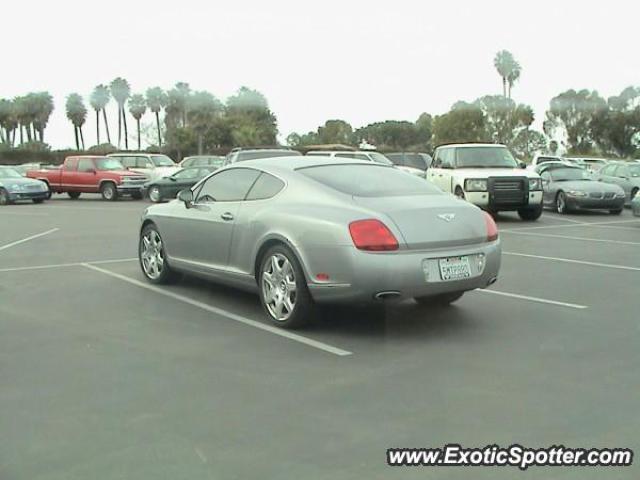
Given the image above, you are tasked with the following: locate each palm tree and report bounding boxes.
[0,99,10,144]
[32,92,54,142]
[494,50,515,98]
[128,94,147,150]
[507,62,521,99]
[145,87,167,146]
[66,93,87,150]
[110,77,131,149]
[90,85,111,145]
[187,91,222,153]
[175,82,191,126]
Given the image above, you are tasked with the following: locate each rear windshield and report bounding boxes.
[297,164,442,197]
[237,150,302,161]
[387,153,428,169]
[456,147,517,168]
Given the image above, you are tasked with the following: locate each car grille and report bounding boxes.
[25,184,43,191]
[491,178,525,205]
[589,192,603,199]
[604,192,615,199]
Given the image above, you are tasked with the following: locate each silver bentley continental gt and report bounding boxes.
[138,157,501,328]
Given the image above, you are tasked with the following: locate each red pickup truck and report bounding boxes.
[27,156,147,201]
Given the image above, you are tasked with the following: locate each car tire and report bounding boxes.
[32,199,45,204]
[555,191,567,214]
[415,291,464,305]
[609,208,623,215]
[44,184,52,199]
[100,182,118,201]
[138,224,180,284]
[68,191,81,199]
[632,188,639,203]
[148,186,162,203]
[0,188,10,206]
[518,204,543,221]
[258,244,314,329]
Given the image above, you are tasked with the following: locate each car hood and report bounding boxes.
[454,168,540,178]
[554,180,624,192]
[0,176,47,188]
[353,194,488,250]
[397,166,425,176]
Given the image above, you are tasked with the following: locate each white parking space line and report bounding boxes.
[476,289,587,309]
[0,228,59,252]
[501,218,639,232]
[502,230,640,246]
[0,257,136,273]
[81,263,353,357]
[504,251,640,272]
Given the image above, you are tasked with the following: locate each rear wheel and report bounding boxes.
[0,188,10,205]
[415,291,464,306]
[67,191,81,199]
[258,245,313,328]
[100,182,118,201]
[518,204,543,220]
[148,185,162,203]
[139,224,180,284]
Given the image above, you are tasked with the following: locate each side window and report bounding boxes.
[174,168,198,180]
[335,153,356,159]
[432,150,442,168]
[615,166,629,178]
[118,157,134,168]
[541,171,551,181]
[441,148,454,168]
[65,158,78,171]
[195,168,260,203]
[77,159,94,172]
[354,154,370,161]
[137,157,153,168]
[245,173,285,200]
[601,165,614,176]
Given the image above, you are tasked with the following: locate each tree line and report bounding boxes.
[2,50,640,159]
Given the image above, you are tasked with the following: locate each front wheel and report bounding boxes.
[518,204,543,221]
[258,245,314,328]
[415,291,464,306]
[100,182,118,201]
[148,185,162,203]
[555,191,567,214]
[0,188,10,205]
[139,224,180,284]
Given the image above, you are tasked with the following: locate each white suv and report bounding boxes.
[108,153,180,181]
[428,143,544,220]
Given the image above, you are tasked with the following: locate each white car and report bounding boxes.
[428,143,544,220]
[528,154,566,170]
[107,153,179,181]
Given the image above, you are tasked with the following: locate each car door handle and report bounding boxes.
[221,212,234,221]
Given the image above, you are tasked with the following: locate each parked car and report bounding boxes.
[427,143,544,220]
[594,161,640,205]
[528,154,566,170]
[107,153,179,181]
[225,148,302,165]
[144,166,218,203]
[385,152,432,178]
[306,150,393,165]
[537,164,625,214]
[27,156,147,201]
[179,155,225,168]
[0,166,49,205]
[574,157,608,173]
[138,157,501,328]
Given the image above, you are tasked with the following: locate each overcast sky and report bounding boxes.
[3,0,638,148]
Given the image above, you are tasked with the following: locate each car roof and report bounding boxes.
[232,156,376,172]
[436,143,508,149]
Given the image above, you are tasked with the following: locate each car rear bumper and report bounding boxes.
[306,240,501,303]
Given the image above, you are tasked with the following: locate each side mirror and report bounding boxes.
[177,189,193,208]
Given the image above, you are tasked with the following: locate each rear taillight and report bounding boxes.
[349,219,399,251]
[483,212,499,242]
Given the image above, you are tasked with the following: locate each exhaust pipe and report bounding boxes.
[374,291,402,300]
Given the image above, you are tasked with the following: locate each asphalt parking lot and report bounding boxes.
[1,196,639,480]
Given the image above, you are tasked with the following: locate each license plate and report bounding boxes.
[438,256,471,281]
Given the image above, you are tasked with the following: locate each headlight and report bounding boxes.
[567,190,588,197]
[528,178,542,191]
[10,184,24,191]
[464,179,488,191]
[615,192,626,198]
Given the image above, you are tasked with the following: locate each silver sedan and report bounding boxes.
[138,158,501,328]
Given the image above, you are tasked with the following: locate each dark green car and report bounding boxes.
[145,166,217,203]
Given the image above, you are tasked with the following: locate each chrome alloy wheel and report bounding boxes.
[149,186,161,203]
[141,230,165,279]
[262,253,297,321]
